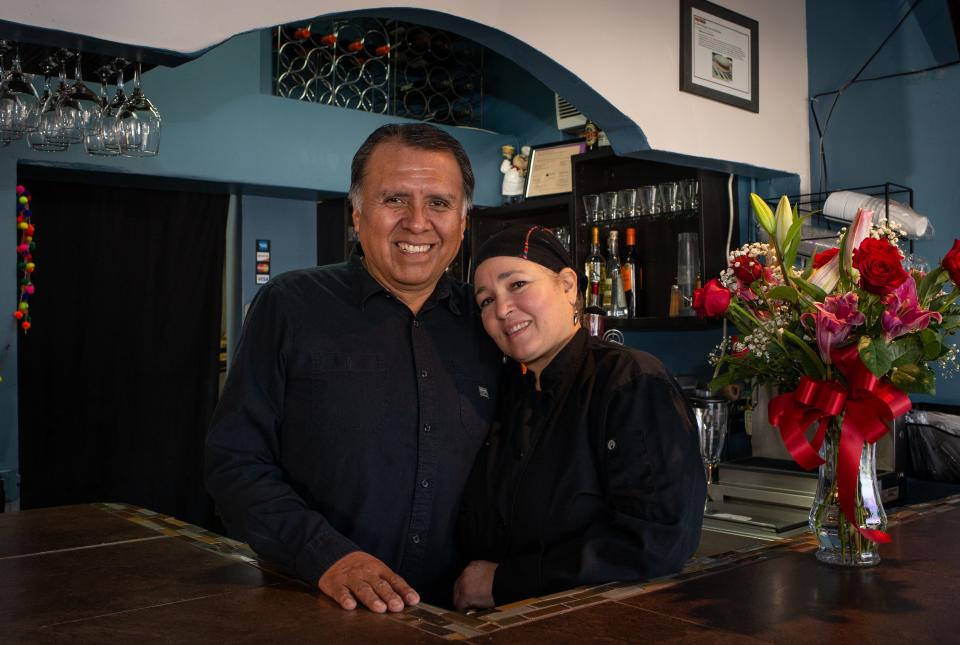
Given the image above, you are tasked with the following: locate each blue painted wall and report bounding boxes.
[240,195,318,306]
[807,0,960,404]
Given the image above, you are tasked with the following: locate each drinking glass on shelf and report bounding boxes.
[682,178,700,212]
[600,191,618,222]
[582,193,600,223]
[116,62,162,157]
[618,188,637,219]
[637,185,658,218]
[552,225,571,253]
[660,181,681,215]
[676,232,700,316]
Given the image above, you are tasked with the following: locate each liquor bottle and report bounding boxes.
[584,226,604,310]
[622,227,641,317]
[606,230,628,318]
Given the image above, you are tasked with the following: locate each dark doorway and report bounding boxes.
[17,170,228,529]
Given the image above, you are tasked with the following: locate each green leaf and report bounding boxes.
[858,335,892,377]
[767,286,800,304]
[918,267,948,305]
[781,214,807,273]
[890,363,936,395]
[942,315,960,330]
[918,328,942,361]
[889,335,923,367]
[791,275,828,302]
[708,371,736,392]
[837,228,852,292]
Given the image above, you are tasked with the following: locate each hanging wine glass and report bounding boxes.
[0,44,10,148]
[83,65,116,156]
[29,59,68,151]
[116,62,161,157]
[0,43,40,138]
[56,52,99,144]
[101,61,127,154]
[38,54,78,145]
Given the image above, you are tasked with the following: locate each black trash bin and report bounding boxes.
[904,404,960,483]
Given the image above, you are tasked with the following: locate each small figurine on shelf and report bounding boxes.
[500,144,525,204]
[583,120,599,150]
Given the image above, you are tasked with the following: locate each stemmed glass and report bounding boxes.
[29,58,68,152]
[0,43,41,140]
[101,62,128,154]
[116,62,162,157]
[689,390,729,513]
[83,65,117,156]
[57,52,100,144]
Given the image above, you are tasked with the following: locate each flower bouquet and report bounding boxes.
[695,193,960,566]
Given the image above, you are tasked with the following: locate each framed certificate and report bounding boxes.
[523,140,587,198]
[680,0,759,113]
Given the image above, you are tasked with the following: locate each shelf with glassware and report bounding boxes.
[571,149,736,331]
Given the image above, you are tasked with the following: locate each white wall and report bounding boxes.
[6,0,810,185]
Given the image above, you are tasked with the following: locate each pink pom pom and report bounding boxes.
[17,244,28,253]
[16,185,25,195]
[25,285,35,294]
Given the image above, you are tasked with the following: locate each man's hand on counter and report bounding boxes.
[318,551,420,613]
[453,560,498,612]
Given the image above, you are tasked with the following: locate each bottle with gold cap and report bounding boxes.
[584,226,604,310]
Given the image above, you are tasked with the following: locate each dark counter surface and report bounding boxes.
[2,497,958,643]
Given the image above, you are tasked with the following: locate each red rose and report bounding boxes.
[942,239,960,285]
[731,255,763,284]
[853,238,908,295]
[812,247,839,269]
[693,279,731,318]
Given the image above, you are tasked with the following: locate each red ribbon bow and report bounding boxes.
[768,344,910,543]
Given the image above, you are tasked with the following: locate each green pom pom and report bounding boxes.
[18,196,28,204]
[29,242,36,251]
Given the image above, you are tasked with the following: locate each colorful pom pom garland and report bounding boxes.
[14,185,35,333]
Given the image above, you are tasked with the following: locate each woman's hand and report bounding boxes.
[453,560,498,611]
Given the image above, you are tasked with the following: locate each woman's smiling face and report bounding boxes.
[474,256,580,377]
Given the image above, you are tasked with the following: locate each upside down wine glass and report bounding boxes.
[115,62,162,157]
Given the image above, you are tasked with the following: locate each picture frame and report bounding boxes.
[680,0,759,113]
[523,140,588,199]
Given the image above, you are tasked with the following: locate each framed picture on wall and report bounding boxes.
[680,0,759,113]
[524,140,588,199]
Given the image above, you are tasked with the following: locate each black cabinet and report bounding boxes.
[469,149,737,330]
[571,149,737,329]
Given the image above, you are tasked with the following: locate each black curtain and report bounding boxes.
[18,176,227,529]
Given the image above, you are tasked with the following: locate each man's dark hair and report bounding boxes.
[349,123,475,215]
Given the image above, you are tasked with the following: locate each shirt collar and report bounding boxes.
[349,243,462,315]
[538,328,589,393]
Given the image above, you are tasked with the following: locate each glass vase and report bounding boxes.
[808,418,887,566]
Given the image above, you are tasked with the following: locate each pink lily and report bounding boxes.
[808,252,840,293]
[842,208,873,272]
[801,292,865,364]
[881,277,942,341]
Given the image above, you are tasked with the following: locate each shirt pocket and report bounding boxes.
[454,369,496,441]
[311,352,388,436]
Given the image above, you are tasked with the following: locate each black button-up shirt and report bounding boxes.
[205,253,500,605]
[459,329,706,604]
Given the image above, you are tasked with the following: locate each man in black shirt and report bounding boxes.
[205,124,500,612]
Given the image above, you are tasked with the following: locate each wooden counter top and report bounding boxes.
[2,497,957,642]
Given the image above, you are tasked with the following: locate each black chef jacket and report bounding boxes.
[205,252,500,605]
[458,329,706,604]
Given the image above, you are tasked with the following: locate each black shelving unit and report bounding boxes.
[468,149,738,331]
[571,149,737,327]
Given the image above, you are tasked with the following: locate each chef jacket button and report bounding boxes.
[413,320,421,327]
[420,369,429,378]
[411,534,420,544]
[607,439,617,450]
[420,478,430,488]
[423,423,431,433]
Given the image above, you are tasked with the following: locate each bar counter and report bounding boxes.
[3,497,958,643]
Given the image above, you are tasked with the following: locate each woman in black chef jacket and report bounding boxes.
[453,225,706,611]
